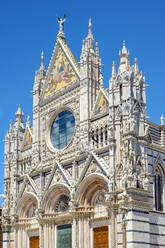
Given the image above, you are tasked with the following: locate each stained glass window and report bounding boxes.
[50,110,75,149]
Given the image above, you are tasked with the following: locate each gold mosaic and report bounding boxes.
[45,48,77,99]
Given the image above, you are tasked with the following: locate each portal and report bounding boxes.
[57,224,72,248]
[93,226,108,248]
[30,236,39,248]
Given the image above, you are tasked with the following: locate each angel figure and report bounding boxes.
[57,14,66,32]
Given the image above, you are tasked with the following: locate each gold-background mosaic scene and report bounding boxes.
[45,48,77,99]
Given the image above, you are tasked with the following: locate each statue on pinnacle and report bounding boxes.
[57,14,66,39]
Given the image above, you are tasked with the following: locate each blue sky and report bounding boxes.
[0,0,164,205]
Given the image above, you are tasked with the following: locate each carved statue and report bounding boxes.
[57,14,66,33]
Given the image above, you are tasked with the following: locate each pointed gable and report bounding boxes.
[41,37,80,103]
[92,90,109,117]
[22,127,33,150]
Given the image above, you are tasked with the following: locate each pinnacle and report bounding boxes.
[161,114,164,126]
[87,18,93,40]
[96,42,99,55]
[82,40,85,52]
[9,119,12,132]
[17,104,21,115]
[112,60,116,78]
[89,18,92,33]
[26,115,30,127]
[122,40,127,55]
[100,74,104,88]
[40,51,45,71]
[15,104,24,118]
[134,57,139,75]
[85,18,94,51]
[41,51,44,63]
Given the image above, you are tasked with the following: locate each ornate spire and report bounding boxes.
[118,41,130,73]
[134,58,139,75]
[57,14,66,39]
[112,61,116,78]
[85,18,94,50]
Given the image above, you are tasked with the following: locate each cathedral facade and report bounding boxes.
[2,19,165,248]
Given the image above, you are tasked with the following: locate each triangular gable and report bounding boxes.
[76,151,109,188]
[41,37,80,103]
[92,90,109,117]
[43,160,73,200]
[21,126,33,150]
[16,174,39,207]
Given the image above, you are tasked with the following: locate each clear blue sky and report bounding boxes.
[0,0,164,205]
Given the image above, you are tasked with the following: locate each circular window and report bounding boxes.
[50,110,75,150]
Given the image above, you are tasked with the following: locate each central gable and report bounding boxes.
[41,38,80,104]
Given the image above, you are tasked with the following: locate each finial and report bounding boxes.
[57,14,66,39]
[9,119,12,132]
[161,114,164,126]
[134,58,139,75]
[40,51,44,70]
[112,61,116,78]
[96,42,99,55]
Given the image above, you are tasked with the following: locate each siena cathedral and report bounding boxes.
[2,17,165,248]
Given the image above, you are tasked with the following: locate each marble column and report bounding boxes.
[72,218,77,248]
[54,225,57,248]
[110,208,116,248]
[83,217,87,248]
[78,218,82,248]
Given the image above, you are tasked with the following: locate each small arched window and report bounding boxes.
[154,165,164,211]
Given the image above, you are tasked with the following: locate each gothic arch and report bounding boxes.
[43,183,71,213]
[76,173,108,207]
[17,192,38,218]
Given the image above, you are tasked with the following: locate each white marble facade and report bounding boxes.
[2,18,165,248]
